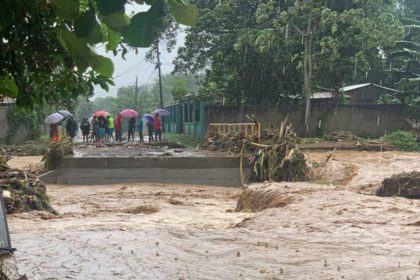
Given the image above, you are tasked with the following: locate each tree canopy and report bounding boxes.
[0,0,198,107]
[174,0,415,108]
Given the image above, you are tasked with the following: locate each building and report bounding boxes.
[311,83,397,105]
[165,100,206,138]
[0,98,30,144]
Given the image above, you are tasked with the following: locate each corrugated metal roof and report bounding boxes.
[340,83,398,92]
[312,92,333,99]
[311,92,350,99]
[340,83,372,92]
[0,97,16,104]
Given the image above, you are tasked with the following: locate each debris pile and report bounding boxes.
[376,171,420,199]
[201,130,255,153]
[43,136,73,170]
[0,155,57,214]
[202,117,309,183]
[236,184,294,212]
[325,131,359,142]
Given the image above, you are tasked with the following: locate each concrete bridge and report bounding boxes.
[40,155,243,187]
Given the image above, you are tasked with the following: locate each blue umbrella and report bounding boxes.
[143,114,153,123]
[152,108,169,116]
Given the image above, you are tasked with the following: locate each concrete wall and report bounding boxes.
[40,156,243,187]
[0,105,30,144]
[204,104,411,138]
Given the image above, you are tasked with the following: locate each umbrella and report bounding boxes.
[58,110,73,118]
[93,111,110,117]
[143,114,153,123]
[120,109,138,118]
[45,113,65,124]
[152,108,169,116]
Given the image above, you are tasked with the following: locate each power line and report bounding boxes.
[144,67,156,85]
[113,60,148,79]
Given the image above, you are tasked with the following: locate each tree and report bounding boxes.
[175,0,404,135]
[174,0,304,105]
[0,0,198,107]
[281,0,404,134]
[386,0,420,117]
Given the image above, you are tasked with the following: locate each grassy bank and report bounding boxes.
[163,133,201,148]
[0,135,49,156]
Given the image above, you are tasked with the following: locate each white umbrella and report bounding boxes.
[58,110,73,118]
[45,113,65,124]
[152,108,169,116]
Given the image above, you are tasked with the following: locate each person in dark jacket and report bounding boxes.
[91,116,98,142]
[147,121,154,142]
[127,117,136,142]
[65,117,78,141]
[97,116,107,143]
[80,117,91,143]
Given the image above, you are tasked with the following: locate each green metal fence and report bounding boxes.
[164,100,205,138]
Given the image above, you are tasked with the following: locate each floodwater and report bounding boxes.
[6,151,420,280]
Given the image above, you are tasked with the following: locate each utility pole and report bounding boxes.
[156,39,164,109]
[134,76,138,111]
[303,4,313,137]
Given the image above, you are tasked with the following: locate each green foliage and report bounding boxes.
[168,0,199,26]
[383,1,420,111]
[0,75,18,99]
[404,97,420,118]
[0,0,198,106]
[0,137,49,156]
[382,130,420,151]
[125,3,165,47]
[175,0,404,105]
[6,105,42,144]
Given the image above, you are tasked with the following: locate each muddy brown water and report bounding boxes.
[6,151,420,279]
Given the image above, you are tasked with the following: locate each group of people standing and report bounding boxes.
[79,113,162,143]
[49,118,78,142]
[126,113,162,142]
[81,115,116,143]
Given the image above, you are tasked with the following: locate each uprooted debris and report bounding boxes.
[122,204,159,214]
[0,155,57,214]
[42,136,73,170]
[376,171,420,199]
[236,184,294,212]
[325,131,360,142]
[202,117,309,183]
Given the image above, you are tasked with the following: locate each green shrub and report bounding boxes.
[163,133,201,148]
[382,130,420,151]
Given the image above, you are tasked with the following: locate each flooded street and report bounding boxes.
[6,151,420,279]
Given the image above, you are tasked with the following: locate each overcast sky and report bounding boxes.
[93,3,185,99]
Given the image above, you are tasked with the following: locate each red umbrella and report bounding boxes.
[93,111,110,117]
[120,109,138,118]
